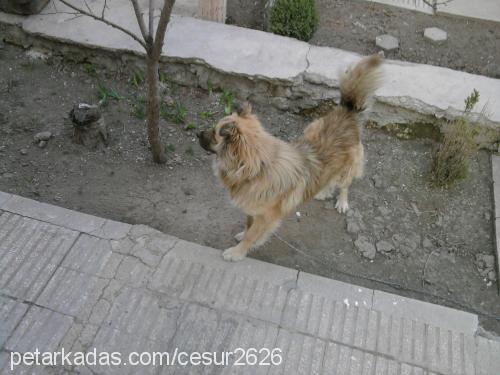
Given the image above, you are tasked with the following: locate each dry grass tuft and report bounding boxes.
[431,89,480,187]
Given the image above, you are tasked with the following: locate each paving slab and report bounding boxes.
[5,305,73,353]
[0,296,28,347]
[0,211,78,302]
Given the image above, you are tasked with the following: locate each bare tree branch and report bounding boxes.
[151,0,175,60]
[131,0,148,42]
[57,0,147,49]
[101,0,107,19]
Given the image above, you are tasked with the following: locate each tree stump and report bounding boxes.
[70,104,109,149]
[198,0,227,23]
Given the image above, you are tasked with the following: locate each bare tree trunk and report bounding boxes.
[198,0,227,23]
[146,54,166,163]
[57,0,176,164]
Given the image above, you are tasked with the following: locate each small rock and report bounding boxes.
[482,255,495,269]
[371,174,384,188]
[38,140,47,148]
[34,131,52,142]
[376,240,394,253]
[488,270,497,282]
[20,148,28,155]
[423,237,432,248]
[424,27,447,43]
[375,34,399,51]
[377,206,391,217]
[354,236,376,260]
[347,220,360,234]
[410,202,421,217]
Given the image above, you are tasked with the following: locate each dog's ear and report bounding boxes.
[219,122,238,141]
[234,102,252,118]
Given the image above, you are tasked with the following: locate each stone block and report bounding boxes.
[424,27,447,43]
[375,34,399,51]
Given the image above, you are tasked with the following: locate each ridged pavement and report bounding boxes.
[0,192,499,374]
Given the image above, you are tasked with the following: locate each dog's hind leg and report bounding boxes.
[234,215,254,242]
[335,145,364,213]
[314,182,336,201]
[224,210,281,261]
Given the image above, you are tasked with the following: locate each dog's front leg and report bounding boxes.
[234,215,254,242]
[223,212,281,262]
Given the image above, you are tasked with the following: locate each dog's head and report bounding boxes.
[197,102,257,155]
[197,102,266,179]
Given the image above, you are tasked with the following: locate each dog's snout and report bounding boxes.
[197,129,216,153]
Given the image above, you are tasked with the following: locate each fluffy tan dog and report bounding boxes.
[197,55,382,261]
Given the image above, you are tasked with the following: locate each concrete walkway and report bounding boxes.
[0,191,499,374]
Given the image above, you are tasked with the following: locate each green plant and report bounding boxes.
[185,122,197,130]
[97,83,123,106]
[130,71,144,87]
[199,110,216,120]
[207,79,214,96]
[221,89,234,115]
[268,0,318,41]
[83,62,97,76]
[166,143,176,152]
[160,101,187,124]
[431,89,480,187]
[159,71,168,84]
[131,96,147,119]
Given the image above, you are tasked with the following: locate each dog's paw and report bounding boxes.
[335,199,349,214]
[223,246,247,262]
[314,192,332,201]
[234,231,245,242]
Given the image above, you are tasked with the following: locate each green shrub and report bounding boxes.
[268,0,318,41]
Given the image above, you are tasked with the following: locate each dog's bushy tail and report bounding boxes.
[340,54,383,112]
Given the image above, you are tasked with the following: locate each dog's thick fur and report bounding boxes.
[198,55,383,261]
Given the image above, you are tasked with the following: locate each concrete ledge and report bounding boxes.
[492,155,500,291]
[169,239,299,285]
[0,191,12,207]
[373,290,479,335]
[297,271,373,308]
[1,0,500,145]
[1,194,105,235]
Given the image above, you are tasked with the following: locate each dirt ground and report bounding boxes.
[227,0,500,78]
[1,44,499,333]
